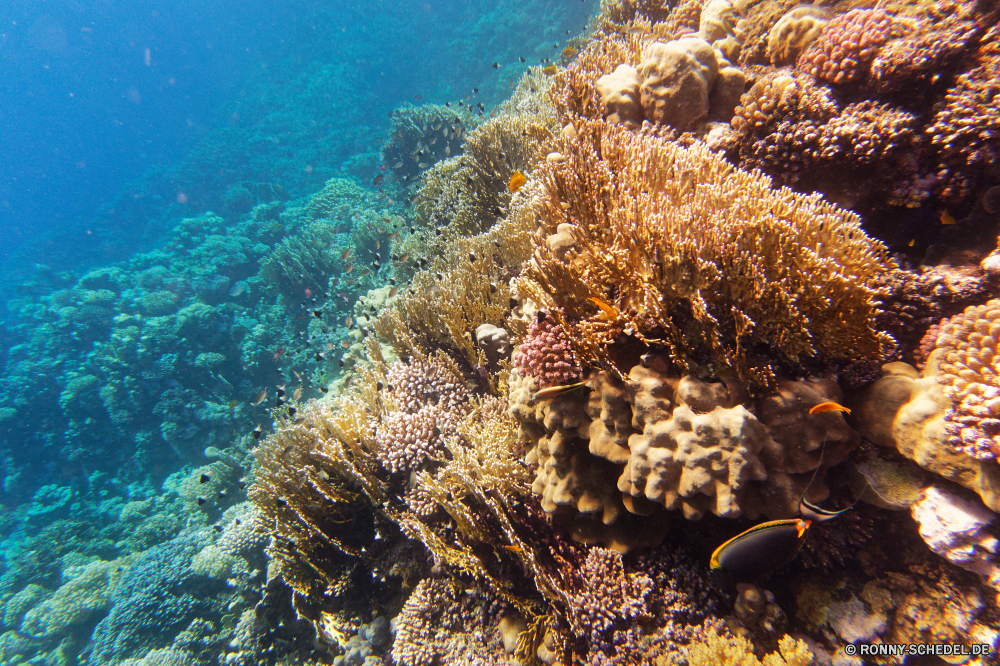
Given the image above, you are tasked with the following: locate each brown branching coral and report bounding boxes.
[518,118,895,390]
[249,392,388,605]
[374,199,535,370]
[413,68,558,238]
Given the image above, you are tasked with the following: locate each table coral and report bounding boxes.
[796,8,894,86]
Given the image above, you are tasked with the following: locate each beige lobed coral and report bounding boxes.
[767,5,830,67]
[511,351,859,551]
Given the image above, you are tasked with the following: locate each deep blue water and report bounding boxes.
[0,0,591,307]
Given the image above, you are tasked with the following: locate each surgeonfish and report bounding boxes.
[710,518,811,582]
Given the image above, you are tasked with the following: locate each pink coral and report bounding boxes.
[797,9,894,85]
[512,312,581,387]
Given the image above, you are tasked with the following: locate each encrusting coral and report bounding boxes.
[518,117,894,391]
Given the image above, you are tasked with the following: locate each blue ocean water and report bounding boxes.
[0,1,591,662]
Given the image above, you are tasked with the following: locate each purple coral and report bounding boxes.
[566,548,653,652]
[512,312,581,387]
[797,9,894,85]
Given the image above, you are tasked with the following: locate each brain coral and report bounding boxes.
[596,64,643,129]
[638,37,719,131]
[796,8,894,85]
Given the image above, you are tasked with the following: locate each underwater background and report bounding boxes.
[2,0,1000,664]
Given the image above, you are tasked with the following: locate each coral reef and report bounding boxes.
[911,485,1000,590]
[519,118,894,390]
[512,312,581,388]
[796,9,894,86]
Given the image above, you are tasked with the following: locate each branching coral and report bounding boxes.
[512,312,581,388]
[374,200,534,370]
[564,547,653,650]
[925,24,1000,205]
[686,628,813,666]
[413,68,558,238]
[519,118,894,390]
[375,354,470,474]
[728,72,919,197]
[381,104,476,182]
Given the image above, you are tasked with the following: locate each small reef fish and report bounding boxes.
[588,296,619,319]
[542,64,558,75]
[228,281,248,297]
[626,26,652,36]
[710,518,811,582]
[808,401,851,415]
[253,389,268,405]
[533,380,590,400]
[293,387,302,401]
[509,171,527,193]
[502,545,523,553]
[561,46,577,59]
[341,248,352,261]
[388,286,399,297]
[373,174,384,186]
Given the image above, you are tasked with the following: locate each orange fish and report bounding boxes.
[542,64,558,75]
[588,296,619,319]
[561,46,577,59]
[503,545,523,553]
[809,401,851,415]
[509,171,527,193]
